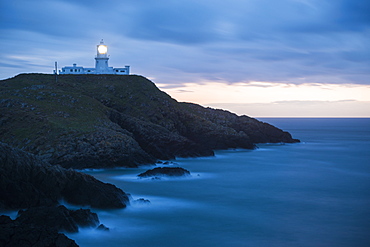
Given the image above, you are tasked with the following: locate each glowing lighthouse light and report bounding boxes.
[98,44,107,54]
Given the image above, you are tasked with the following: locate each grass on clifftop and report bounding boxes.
[1,74,161,145]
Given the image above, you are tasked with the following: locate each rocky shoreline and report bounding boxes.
[0,142,127,246]
[0,74,300,246]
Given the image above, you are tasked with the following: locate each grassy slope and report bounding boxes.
[1,74,109,144]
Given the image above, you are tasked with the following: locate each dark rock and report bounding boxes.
[97,224,109,231]
[60,169,129,209]
[108,111,214,160]
[70,208,99,228]
[133,198,151,204]
[178,103,300,145]
[16,205,99,233]
[49,128,156,169]
[138,167,191,178]
[17,206,76,233]
[0,215,78,247]
[0,215,13,225]
[0,142,129,209]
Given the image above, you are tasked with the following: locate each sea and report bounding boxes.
[16,118,370,246]
[63,118,370,247]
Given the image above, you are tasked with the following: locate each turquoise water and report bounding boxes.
[68,118,370,247]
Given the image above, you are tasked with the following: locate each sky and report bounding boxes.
[1,0,369,117]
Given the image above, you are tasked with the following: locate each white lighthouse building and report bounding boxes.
[58,40,130,75]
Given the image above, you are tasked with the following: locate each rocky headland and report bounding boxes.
[0,74,299,169]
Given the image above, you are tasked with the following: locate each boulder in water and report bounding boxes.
[138,167,190,178]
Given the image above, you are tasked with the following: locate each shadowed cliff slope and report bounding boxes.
[0,74,299,169]
[0,142,128,209]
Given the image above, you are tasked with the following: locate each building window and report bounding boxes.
[87,70,91,72]
[70,69,73,72]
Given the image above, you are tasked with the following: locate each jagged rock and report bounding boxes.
[178,103,300,144]
[0,215,78,247]
[48,128,156,169]
[97,224,109,231]
[0,142,129,209]
[138,167,191,178]
[69,208,100,228]
[133,198,151,204]
[16,205,99,233]
[108,111,214,160]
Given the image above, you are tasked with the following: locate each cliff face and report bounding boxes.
[0,141,124,246]
[0,142,128,209]
[0,74,299,169]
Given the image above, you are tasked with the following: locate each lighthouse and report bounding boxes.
[95,40,110,74]
[59,40,130,75]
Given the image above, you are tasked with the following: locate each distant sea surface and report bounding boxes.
[69,118,370,247]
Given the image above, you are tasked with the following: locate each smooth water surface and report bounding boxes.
[68,118,370,247]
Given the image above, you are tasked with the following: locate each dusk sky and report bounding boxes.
[1,0,369,117]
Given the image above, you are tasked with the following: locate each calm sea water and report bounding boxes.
[65,118,370,247]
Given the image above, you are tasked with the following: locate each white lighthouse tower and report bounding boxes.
[59,40,130,75]
[95,40,110,74]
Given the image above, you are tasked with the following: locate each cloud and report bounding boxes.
[336,0,370,29]
[2,1,89,37]
[0,0,369,86]
[123,1,218,45]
